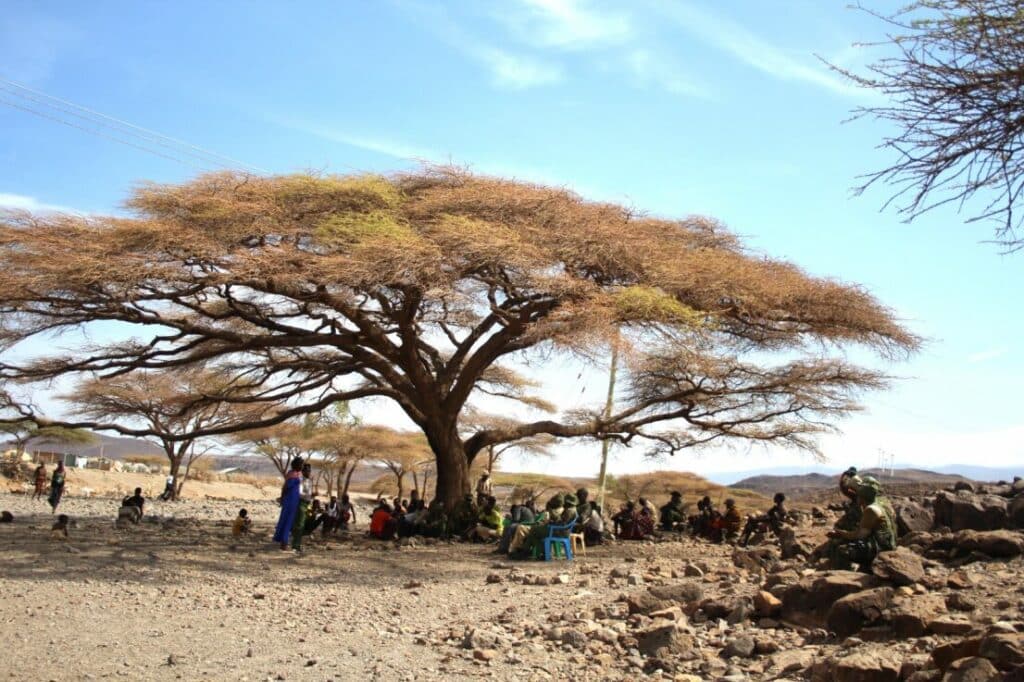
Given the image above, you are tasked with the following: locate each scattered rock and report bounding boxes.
[933,492,1008,532]
[889,593,947,638]
[830,646,902,682]
[942,656,1000,682]
[473,649,497,662]
[896,500,933,535]
[485,573,503,584]
[721,636,756,659]
[636,623,694,658]
[826,587,893,638]
[754,590,782,617]
[953,529,1024,558]
[977,632,1024,670]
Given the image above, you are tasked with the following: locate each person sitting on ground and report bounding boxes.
[583,503,605,546]
[476,472,493,507]
[391,497,407,516]
[450,493,478,537]
[320,496,340,536]
[471,495,504,542]
[303,496,324,535]
[638,496,656,515]
[338,494,356,530]
[408,489,425,513]
[32,464,47,501]
[659,491,685,531]
[721,499,743,542]
[51,513,69,538]
[369,500,396,540]
[826,484,896,571]
[634,503,655,539]
[419,498,448,538]
[159,473,176,501]
[117,487,146,526]
[691,496,714,537]
[612,501,637,539]
[232,508,252,537]
[834,466,863,531]
[740,492,787,546]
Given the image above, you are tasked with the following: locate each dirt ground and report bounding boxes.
[3,468,280,501]
[0,491,738,682]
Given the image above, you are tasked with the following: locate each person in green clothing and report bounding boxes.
[291,462,313,552]
[659,491,685,531]
[519,493,578,558]
[574,488,592,528]
[471,495,504,541]
[827,484,896,571]
[834,467,864,531]
[450,493,478,538]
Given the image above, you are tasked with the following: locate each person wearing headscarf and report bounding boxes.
[272,457,304,551]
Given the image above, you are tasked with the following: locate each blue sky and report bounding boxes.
[1,0,1022,478]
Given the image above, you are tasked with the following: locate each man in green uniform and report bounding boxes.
[834,467,864,531]
[827,484,896,571]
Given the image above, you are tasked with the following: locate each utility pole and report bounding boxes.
[596,337,619,511]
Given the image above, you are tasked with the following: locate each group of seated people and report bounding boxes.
[302,494,358,537]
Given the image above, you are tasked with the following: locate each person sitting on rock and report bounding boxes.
[826,484,896,571]
[659,491,685,531]
[51,513,69,538]
[858,475,896,535]
[721,499,743,542]
[117,487,146,526]
[740,493,788,546]
[369,500,396,540]
[834,467,864,531]
[232,508,252,537]
[471,495,504,542]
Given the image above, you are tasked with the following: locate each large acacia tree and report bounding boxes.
[0,168,918,508]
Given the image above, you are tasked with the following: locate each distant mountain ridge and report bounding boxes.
[7,433,165,459]
[730,467,973,499]
[714,463,1022,486]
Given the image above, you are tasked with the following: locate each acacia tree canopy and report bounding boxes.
[0,167,918,507]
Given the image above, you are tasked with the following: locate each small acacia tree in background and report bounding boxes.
[233,418,315,479]
[0,420,95,460]
[65,369,264,499]
[0,167,919,509]
[836,1,1024,250]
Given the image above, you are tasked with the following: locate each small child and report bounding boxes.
[51,513,69,539]
[232,508,252,537]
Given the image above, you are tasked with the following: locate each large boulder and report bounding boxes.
[647,582,704,605]
[978,632,1024,670]
[872,547,925,586]
[896,500,934,535]
[942,657,1000,682]
[831,646,902,682]
[1008,494,1024,528]
[933,638,983,671]
[826,587,894,638]
[953,530,1024,558]
[636,623,695,658]
[889,593,947,638]
[933,491,1008,531]
[781,571,880,628]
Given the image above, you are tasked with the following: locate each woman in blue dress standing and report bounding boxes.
[273,457,303,550]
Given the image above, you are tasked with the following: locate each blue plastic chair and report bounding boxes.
[541,514,578,561]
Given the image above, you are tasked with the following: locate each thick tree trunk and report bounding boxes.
[429,423,471,512]
[167,453,183,501]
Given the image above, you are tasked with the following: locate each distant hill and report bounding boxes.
[731,467,970,500]
[9,433,165,459]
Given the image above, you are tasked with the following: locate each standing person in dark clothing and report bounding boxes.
[47,462,66,514]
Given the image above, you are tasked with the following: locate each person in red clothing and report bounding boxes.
[369,500,396,540]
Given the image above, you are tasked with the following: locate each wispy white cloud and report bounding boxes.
[466,45,564,89]
[652,1,865,98]
[967,346,1010,364]
[0,192,79,214]
[624,48,710,98]
[504,0,632,50]
[283,122,439,162]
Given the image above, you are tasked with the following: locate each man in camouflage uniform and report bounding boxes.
[827,484,896,571]
[834,467,864,531]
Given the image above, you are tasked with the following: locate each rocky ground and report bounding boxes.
[0,481,1022,681]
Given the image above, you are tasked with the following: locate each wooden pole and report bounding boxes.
[596,337,619,511]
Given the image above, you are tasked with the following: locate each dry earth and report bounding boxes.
[1,483,1023,681]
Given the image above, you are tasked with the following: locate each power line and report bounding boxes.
[0,96,213,170]
[0,77,267,174]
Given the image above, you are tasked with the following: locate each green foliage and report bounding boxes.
[278,173,403,211]
[614,285,706,326]
[316,211,418,245]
